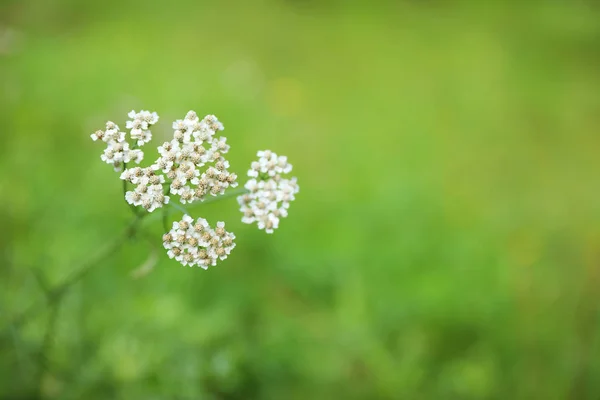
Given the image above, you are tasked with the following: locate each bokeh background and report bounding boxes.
[1,0,600,398]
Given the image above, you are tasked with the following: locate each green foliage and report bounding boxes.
[1,0,600,398]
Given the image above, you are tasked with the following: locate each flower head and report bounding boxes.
[120,167,169,212]
[126,110,159,146]
[91,113,155,171]
[152,111,237,204]
[162,215,236,269]
[238,150,299,233]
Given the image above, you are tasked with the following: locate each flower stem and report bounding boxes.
[187,187,248,207]
[0,214,145,334]
[122,162,140,217]
[168,202,190,215]
[162,185,170,231]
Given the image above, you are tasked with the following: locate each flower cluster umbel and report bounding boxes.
[162,215,235,269]
[154,111,237,205]
[238,150,299,233]
[91,109,299,269]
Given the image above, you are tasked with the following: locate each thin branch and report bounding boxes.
[34,300,62,398]
[30,266,51,296]
[168,202,189,215]
[166,187,247,216]
[51,215,143,297]
[122,162,140,217]
[130,234,159,279]
[143,188,248,225]
[9,324,25,377]
[162,185,170,232]
[187,187,248,207]
[0,215,144,335]
[162,209,169,232]
[2,186,245,335]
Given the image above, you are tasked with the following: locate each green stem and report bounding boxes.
[162,185,170,231]
[168,202,189,215]
[35,299,61,398]
[161,187,247,218]
[187,187,248,207]
[122,163,139,217]
[0,214,145,335]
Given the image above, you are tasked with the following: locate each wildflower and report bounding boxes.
[238,150,299,233]
[152,111,238,204]
[91,109,299,271]
[126,110,159,146]
[162,215,236,268]
[91,114,154,171]
[120,167,169,212]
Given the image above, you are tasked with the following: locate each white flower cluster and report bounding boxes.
[152,111,238,204]
[162,215,236,269]
[120,167,169,212]
[126,110,159,146]
[91,108,300,270]
[238,150,299,233]
[91,121,144,171]
[91,110,158,171]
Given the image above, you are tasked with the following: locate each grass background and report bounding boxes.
[1,0,600,398]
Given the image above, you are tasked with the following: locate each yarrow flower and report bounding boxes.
[91,110,158,171]
[162,215,236,269]
[126,110,159,146]
[91,109,299,269]
[120,166,169,212]
[151,111,238,204]
[91,121,144,171]
[237,150,299,233]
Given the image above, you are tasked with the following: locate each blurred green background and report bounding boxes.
[1,0,600,398]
